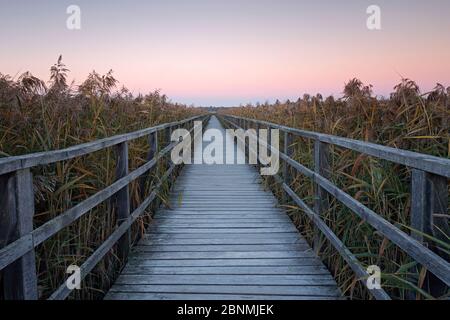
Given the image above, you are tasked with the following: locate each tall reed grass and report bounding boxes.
[0,56,200,299]
[223,78,449,300]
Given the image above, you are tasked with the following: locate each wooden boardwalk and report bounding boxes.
[105,116,341,300]
[1,114,448,300]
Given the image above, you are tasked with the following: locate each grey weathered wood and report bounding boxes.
[410,169,449,296]
[314,170,450,287]
[140,132,158,198]
[126,258,320,267]
[274,144,450,290]
[107,116,340,300]
[49,163,177,300]
[140,236,303,245]
[122,265,331,275]
[0,116,206,300]
[29,133,187,251]
[411,170,432,242]
[0,115,204,176]
[108,284,340,296]
[282,180,391,300]
[105,292,338,300]
[313,140,330,254]
[130,250,316,260]
[223,115,450,178]
[283,131,293,202]
[0,169,38,300]
[115,142,131,263]
[114,274,336,285]
[0,234,33,271]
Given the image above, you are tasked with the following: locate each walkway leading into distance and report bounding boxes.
[105,116,341,300]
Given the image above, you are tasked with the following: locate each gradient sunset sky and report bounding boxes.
[1,0,449,106]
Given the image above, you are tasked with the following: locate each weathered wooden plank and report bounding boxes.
[222,115,450,178]
[0,169,38,300]
[125,251,315,260]
[159,209,285,213]
[133,243,311,252]
[0,115,204,176]
[106,115,340,301]
[105,292,338,300]
[122,265,331,275]
[275,149,450,288]
[410,169,449,296]
[114,141,131,263]
[313,139,330,254]
[152,217,291,223]
[282,182,391,300]
[108,284,340,296]
[48,163,177,300]
[31,136,183,248]
[150,222,294,228]
[314,171,450,287]
[140,237,303,245]
[139,131,158,198]
[126,257,321,267]
[147,227,298,234]
[114,274,336,285]
[0,234,33,271]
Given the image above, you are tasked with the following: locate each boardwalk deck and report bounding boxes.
[105,116,341,300]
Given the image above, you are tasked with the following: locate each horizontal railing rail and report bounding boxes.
[220,114,450,300]
[0,114,209,300]
[0,115,202,176]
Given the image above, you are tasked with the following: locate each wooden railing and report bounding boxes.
[220,114,450,300]
[0,114,209,300]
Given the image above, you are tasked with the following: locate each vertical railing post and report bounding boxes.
[140,132,158,199]
[115,142,130,263]
[313,140,330,254]
[283,131,292,203]
[0,169,38,300]
[166,125,172,148]
[244,119,248,159]
[256,122,260,165]
[410,169,449,297]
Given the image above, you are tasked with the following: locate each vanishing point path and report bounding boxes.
[105,117,341,300]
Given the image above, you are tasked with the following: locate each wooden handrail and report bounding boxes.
[220,114,450,300]
[0,115,203,176]
[223,115,450,178]
[0,114,209,300]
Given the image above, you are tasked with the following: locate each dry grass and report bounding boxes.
[222,78,450,300]
[0,56,200,299]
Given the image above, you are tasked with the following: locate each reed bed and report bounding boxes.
[222,78,450,300]
[0,57,200,299]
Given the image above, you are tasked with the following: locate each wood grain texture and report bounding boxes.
[106,116,340,300]
[222,115,450,178]
[0,115,204,176]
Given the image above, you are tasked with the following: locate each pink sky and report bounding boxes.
[1,0,449,106]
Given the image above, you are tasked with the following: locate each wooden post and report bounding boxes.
[256,123,260,166]
[0,169,38,300]
[410,169,449,297]
[166,126,172,148]
[115,142,130,263]
[244,120,248,160]
[139,132,158,199]
[313,140,330,255]
[283,131,292,203]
